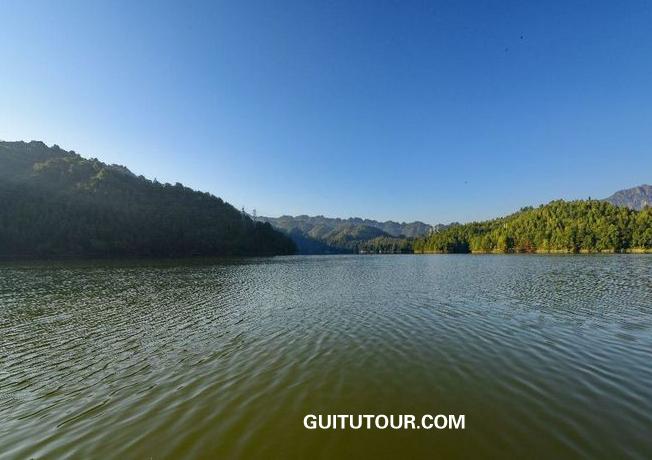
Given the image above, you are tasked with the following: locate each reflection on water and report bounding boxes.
[1,255,651,458]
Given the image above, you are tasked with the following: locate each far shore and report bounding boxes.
[414,248,652,255]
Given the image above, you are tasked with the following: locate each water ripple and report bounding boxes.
[0,255,651,458]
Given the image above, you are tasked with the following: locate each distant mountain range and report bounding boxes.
[604,184,652,210]
[261,215,434,237]
[262,184,652,255]
[259,215,443,254]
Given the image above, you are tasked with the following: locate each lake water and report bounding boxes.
[1,255,651,459]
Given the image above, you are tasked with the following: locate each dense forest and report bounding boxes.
[0,141,295,258]
[358,236,413,254]
[414,200,652,253]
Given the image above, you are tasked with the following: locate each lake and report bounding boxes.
[1,255,651,459]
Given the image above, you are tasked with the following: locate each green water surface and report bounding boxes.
[1,255,651,459]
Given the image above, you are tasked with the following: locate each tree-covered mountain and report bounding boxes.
[260,215,427,254]
[413,200,652,254]
[604,184,652,210]
[0,141,295,258]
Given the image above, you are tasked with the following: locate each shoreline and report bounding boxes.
[414,248,652,254]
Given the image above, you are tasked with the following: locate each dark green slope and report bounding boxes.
[0,141,295,258]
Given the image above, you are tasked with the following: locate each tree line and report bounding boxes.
[413,200,652,253]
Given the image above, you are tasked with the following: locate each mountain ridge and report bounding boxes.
[0,140,295,258]
[604,184,652,210]
[259,214,437,254]
[260,214,435,237]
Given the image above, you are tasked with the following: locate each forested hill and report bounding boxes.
[413,200,652,254]
[0,141,295,258]
[604,184,652,210]
[259,215,427,254]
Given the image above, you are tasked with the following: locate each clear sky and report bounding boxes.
[1,1,651,224]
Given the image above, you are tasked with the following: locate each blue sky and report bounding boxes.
[1,1,651,224]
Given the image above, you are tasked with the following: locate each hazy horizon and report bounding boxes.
[2,1,651,223]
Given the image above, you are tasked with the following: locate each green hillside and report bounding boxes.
[0,141,295,258]
[414,200,652,254]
